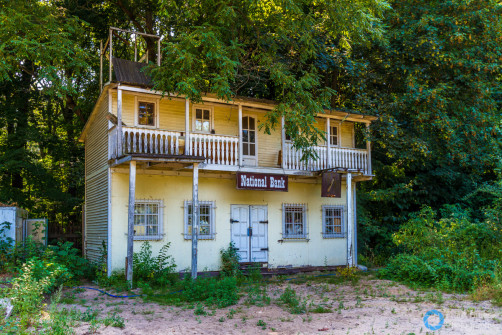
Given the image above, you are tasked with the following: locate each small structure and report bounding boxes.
[0,205,47,246]
[80,28,377,278]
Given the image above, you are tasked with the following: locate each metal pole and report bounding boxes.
[126,161,137,286]
[346,173,353,267]
[191,163,199,279]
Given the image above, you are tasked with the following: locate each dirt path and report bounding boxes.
[61,277,502,335]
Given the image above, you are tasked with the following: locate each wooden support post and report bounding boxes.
[281,116,286,169]
[185,99,190,154]
[346,172,353,267]
[326,117,331,168]
[366,124,372,175]
[157,38,161,66]
[134,34,137,62]
[109,29,113,82]
[117,88,123,156]
[126,161,136,286]
[100,40,103,92]
[238,105,243,166]
[191,163,199,279]
[353,182,357,266]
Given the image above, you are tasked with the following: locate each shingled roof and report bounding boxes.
[112,58,152,87]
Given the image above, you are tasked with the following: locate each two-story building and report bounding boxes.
[80,30,377,276]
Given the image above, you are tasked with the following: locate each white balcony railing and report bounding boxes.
[283,142,370,174]
[110,127,370,174]
[189,133,239,166]
[109,127,239,166]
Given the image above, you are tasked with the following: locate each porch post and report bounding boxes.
[185,99,190,154]
[346,172,353,267]
[326,117,331,168]
[238,104,243,166]
[191,162,199,279]
[281,116,285,169]
[126,161,136,286]
[109,28,113,82]
[366,123,372,175]
[353,182,357,266]
[117,88,123,156]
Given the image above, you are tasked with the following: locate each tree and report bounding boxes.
[350,0,502,260]
[0,0,93,227]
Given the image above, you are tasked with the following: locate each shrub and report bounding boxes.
[381,206,501,292]
[133,242,177,288]
[220,243,241,277]
[278,286,307,314]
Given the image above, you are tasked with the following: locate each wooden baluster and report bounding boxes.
[230,139,234,165]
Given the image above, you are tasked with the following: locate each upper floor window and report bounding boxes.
[329,123,340,146]
[193,106,213,133]
[135,96,158,127]
[134,200,163,240]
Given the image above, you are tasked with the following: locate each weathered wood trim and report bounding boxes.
[126,161,136,285]
[191,163,199,279]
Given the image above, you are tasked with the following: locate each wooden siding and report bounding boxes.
[85,90,109,262]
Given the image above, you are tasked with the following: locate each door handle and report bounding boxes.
[259,220,268,224]
[260,248,268,251]
[247,228,253,236]
[230,219,239,223]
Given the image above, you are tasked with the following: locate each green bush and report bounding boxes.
[380,206,502,292]
[133,242,177,288]
[220,242,241,278]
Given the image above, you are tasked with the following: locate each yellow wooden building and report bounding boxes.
[79,29,377,276]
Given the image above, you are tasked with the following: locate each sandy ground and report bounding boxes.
[60,276,502,335]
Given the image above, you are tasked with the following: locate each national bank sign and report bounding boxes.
[236,172,288,192]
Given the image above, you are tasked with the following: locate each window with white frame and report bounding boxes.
[184,201,215,239]
[329,123,340,146]
[134,200,163,240]
[193,106,212,133]
[322,205,345,238]
[282,204,307,239]
[137,101,156,126]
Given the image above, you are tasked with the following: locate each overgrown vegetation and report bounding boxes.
[380,200,502,299]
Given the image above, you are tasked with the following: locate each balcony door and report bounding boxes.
[242,115,257,166]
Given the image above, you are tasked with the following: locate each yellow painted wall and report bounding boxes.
[110,171,350,272]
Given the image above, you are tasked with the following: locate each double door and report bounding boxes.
[230,205,268,263]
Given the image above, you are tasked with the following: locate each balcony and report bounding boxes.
[109,127,370,175]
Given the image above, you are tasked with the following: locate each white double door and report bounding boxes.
[230,205,268,263]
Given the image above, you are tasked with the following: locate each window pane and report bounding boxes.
[134,225,145,236]
[242,130,248,143]
[202,121,210,132]
[135,203,145,214]
[249,131,255,143]
[243,144,248,155]
[196,109,202,119]
[203,110,210,120]
[249,117,255,129]
[242,116,248,129]
[249,144,255,156]
[195,120,202,131]
[138,102,155,126]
